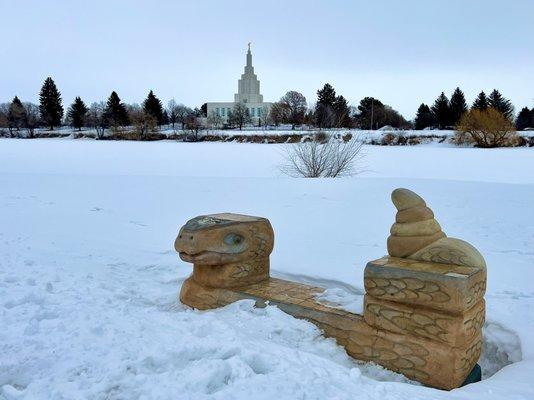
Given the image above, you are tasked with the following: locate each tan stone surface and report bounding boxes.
[179,276,480,390]
[390,219,442,237]
[387,232,446,258]
[387,188,486,270]
[175,213,274,288]
[409,237,487,270]
[175,205,487,390]
[364,256,486,312]
[364,294,485,346]
[396,206,434,223]
[391,188,426,210]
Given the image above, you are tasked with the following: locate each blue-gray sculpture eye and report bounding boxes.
[224,233,244,247]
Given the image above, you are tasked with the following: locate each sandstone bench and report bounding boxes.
[174,189,486,390]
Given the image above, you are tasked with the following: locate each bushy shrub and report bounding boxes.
[455,108,517,147]
[314,131,328,144]
[380,133,396,145]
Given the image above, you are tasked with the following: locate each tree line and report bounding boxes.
[0,77,207,138]
[1,77,532,138]
[265,83,410,130]
[414,87,533,131]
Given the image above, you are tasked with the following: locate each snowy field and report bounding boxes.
[1,139,533,399]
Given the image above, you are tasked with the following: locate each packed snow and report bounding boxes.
[1,139,533,399]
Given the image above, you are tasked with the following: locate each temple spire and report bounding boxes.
[246,42,252,68]
[234,44,263,103]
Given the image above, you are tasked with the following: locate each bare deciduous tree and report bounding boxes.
[280,134,365,178]
[259,105,272,127]
[230,102,251,130]
[87,102,108,139]
[280,91,307,129]
[207,111,223,130]
[23,102,40,138]
[175,104,193,130]
[0,103,9,136]
[184,114,204,141]
[128,104,157,139]
[269,102,288,127]
[167,99,179,130]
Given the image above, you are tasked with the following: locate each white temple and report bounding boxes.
[207,44,272,125]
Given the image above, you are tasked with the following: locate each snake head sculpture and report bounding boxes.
[174,213,274,267]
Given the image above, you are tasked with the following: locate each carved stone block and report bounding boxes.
[364,256,486,312]
[364,294,485,347]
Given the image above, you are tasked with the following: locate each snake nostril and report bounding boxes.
[190,236,194,240]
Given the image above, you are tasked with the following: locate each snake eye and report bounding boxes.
[224,233,244,246]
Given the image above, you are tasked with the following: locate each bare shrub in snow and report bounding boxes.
[207,111,223,130]
[128,105,157,138]
[23,102,40,138]
[456,108,518,147]
[87,102,108,139]
[0,103,10,136]
[280,135,364,178]
[184,115,204,142]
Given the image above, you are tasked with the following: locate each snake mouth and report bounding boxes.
[179,251,239,266]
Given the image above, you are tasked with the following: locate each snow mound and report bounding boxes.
[314,287,364,314]
[481,321,522,378]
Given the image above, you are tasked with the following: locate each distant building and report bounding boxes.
[207,44,272,125]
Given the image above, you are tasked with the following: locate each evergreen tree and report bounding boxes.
[161,109,170,126]
[317,83,337,106]
[39,77,63,130]
[104,91,129,127]
[488,89,514,120]
[515,107,533,131]
[333,95,351,128]
[414,103,435,130]
[472,91,488,111]
[357,97,383,129]
[431,92,451,129]
[67,97,88,131]
[200,103,208,117]
[142,90,164,125]
[449,87,468,126]
[315,83,337,128]
[7,96,26,132]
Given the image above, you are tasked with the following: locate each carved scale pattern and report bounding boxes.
[364,277,451,303]
[456,337,482,376]
[366,302,451,342]
[412,246,472,267]
[346,336,431,381]
[229,225,270,279]
[463,306,485,340]
[466,279,486,307]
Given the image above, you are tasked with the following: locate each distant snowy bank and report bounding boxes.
[2,126,534,146]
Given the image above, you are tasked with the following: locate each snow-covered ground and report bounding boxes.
[1,139,533,399]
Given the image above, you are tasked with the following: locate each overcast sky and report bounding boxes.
[1,0,532,118]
